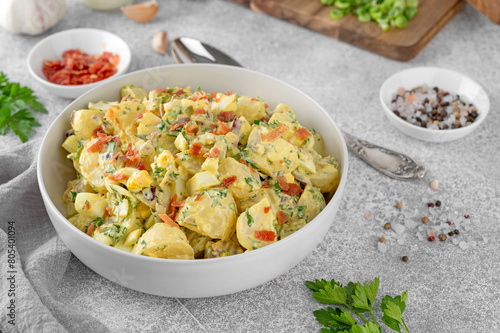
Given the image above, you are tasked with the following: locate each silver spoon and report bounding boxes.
[171,36,426,180]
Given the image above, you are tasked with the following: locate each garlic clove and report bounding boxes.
[121,0,159,23]
[152,31,168,54]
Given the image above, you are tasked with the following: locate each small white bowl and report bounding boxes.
[37,64,348,298]
[27,28,131,99]
[379,67,490,142]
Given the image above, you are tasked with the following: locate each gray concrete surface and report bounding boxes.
[1,0,499,331]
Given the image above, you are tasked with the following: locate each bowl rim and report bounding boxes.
[379,66,490,137]
[37,63,349,266]
[27,28,131,91]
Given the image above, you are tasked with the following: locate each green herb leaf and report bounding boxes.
[381,291,407,332]
[0,72,47,142]
[312,283,347,305]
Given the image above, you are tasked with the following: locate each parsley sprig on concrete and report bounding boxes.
[0,72,47,142]
[306,277,410,332]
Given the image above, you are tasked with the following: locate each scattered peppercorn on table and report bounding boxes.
[1,0,500,332]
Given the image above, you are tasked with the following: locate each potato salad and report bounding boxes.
[61,85,340,260]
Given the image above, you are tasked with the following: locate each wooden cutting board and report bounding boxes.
[229,0,466,61]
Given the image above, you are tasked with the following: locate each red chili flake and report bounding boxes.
[222,176,237,188]
[295,127,312,141]
[264,206,271,214]
[277,211,289,224]
[188,142,204,156]
[185,124,199,136]
[277,176,289,191]
[284,183,303,197]
[218,111,235,122]
[42,49,119,85]
[108,173,128,181]
[254,230,276,242]
[266,123,288,141]
[215,122,231,135]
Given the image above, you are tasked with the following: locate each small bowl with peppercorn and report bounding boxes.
[379,67,490,142]
[27,28,131,99]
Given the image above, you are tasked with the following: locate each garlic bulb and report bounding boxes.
[0,0,66,36]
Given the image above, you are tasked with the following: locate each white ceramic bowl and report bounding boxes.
[380,67,490,142]
[37,64,348,298]
[27,28,131,99]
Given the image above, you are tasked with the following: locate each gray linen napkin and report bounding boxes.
[0,140,109,333]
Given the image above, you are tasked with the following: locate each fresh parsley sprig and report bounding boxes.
[306,277,410,333]
[0,72,47,143]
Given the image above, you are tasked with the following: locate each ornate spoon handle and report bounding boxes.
[343,132,426,180]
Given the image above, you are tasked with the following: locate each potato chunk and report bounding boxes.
[218,157,261,201]
[236,197,277,250]
[131,223,194,259]
[177,189,237,240]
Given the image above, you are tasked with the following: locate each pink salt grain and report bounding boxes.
[430,180,439,191]
[365,212,373,220]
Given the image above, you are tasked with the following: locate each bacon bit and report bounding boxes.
[42,49,119,85]
[194,193,202,201]
[108,173,128,181]
[120,91,131,103]
[266,123,288,141]
[239,158,247,165]
[137,113,144,120]
[277,176,290,191]
[209,92,218,99]
[193,108,206,115]
[277,211,289,224]
[251,97,258,101]
[261,116,270,122]
[260,133,265,141]
[92,126,104,137]
[169,122,184,132]
[284,183,303,197]
[222,175,237,188]
[248,164,257,173]
[218,111,235,122]
[84,201,91,211]
[174,89,186,97]
[105,206,113,217]
[171,200,186,207]
[215,122,231,135]
[169,193,178,213]
[224,90,234,96]
[110,152,120,162]
[185,124,199,136]
[188,142,203,157]
[190,91,208,101]
[204,147,221,158]
[254,230,276,242]
[87,135,119,153]
[173,154,178,159]
[264,103,268,109]
[295,127,312,141]
[264,206,271,214]
[86,223,95,236]
[159,214,180,228]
